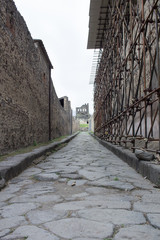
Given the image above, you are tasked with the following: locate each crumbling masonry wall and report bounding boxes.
[76,103,90,120]
[0,0,71,154]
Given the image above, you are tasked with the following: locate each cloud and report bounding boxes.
[15,0,94,113]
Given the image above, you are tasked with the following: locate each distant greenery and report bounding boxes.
[80,124,88,128]
[33,140,37,146]
[114,177,119,181]
[0,135,68,162]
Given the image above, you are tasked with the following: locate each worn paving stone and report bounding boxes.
[131,189,152,197]
[88,178,135,191]
[78,208,146,225]
[132,180,155,190]
[71,192,89,198]
[142,193,160,203]
[0,216,26,231]
[58,177,67,182]
[1,225,59,240]
[9,193,62,204]
[73,238,99,240]
[47,165,81,174]
[26,209,66,224]
[1,203,39,218]
[78,169,107,180]
[73,238,100,240]
[100,199,131,209]
[2,184,22,194]
[23,182,56,196]
[32,194,62,203]
[44,218,114,239]
[33,173,59,181]
[60,173,82,179]
[67,179,87,186]
[147,213,160,228]
[86,186,117,194]
[133,201,160,213]
[0,132,160,239]
[19,167,42,177]
[9,178,34,187]
[81,195,131,209]
[0,192,15,202]
[53,199,131,210]
[83,166,106,172]
[114,225,160,240]
[0,229,10,238]
[52,200,107,211]
[36,162,55,169]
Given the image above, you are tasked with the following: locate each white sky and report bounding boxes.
[14,0,94,114]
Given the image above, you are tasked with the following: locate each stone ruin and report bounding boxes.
[76,103,90,124]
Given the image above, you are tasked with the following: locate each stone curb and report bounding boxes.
[90,133,160,187]
[0,132,79,186]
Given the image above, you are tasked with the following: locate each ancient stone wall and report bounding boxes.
[72,117,80,133]
[0,0,72,154]
[51,89,72,138]
[76,103,90,120]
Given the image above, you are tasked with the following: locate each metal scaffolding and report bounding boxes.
[90,0,160,154]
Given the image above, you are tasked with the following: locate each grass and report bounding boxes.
[52,135,68,142]
[114,177,119,181]
[80,124,88,128]
[33,140,37,146]
[0,135,68,162]
[89,131,94,134]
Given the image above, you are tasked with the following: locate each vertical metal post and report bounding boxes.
[148,5,153,138]
[130,0,135,151]
[138,34,142,137]
[155,7,160,151]
[142,0,147,148]
[123,19,128,148]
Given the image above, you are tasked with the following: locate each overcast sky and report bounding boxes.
[14,0,94,114]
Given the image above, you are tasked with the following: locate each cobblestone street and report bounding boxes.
[0,132,160,240]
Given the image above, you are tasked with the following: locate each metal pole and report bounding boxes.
[142,0,147,148]
[155,7,160,151]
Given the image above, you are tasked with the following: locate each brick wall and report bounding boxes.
[0,0,72,154]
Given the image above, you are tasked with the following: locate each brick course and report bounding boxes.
[0,0,72,154]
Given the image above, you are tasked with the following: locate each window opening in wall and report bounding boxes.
[59,98,64,108]
[43,73,46,82]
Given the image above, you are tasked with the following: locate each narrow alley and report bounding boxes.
[0,132,160,240]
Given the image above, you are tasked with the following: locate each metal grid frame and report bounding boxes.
[94,0,160,154]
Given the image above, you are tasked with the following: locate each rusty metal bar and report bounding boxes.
[155,7,160,151]
[93,0,160,154]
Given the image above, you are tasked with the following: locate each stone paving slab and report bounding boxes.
[0,132,160,239]
[2,225,59,240]
[0,132,79,186]
[147,213,160,228]
[44,218,114,239]
[114,225,160,240]
[78,208,146,225]
[92,133,160,187]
